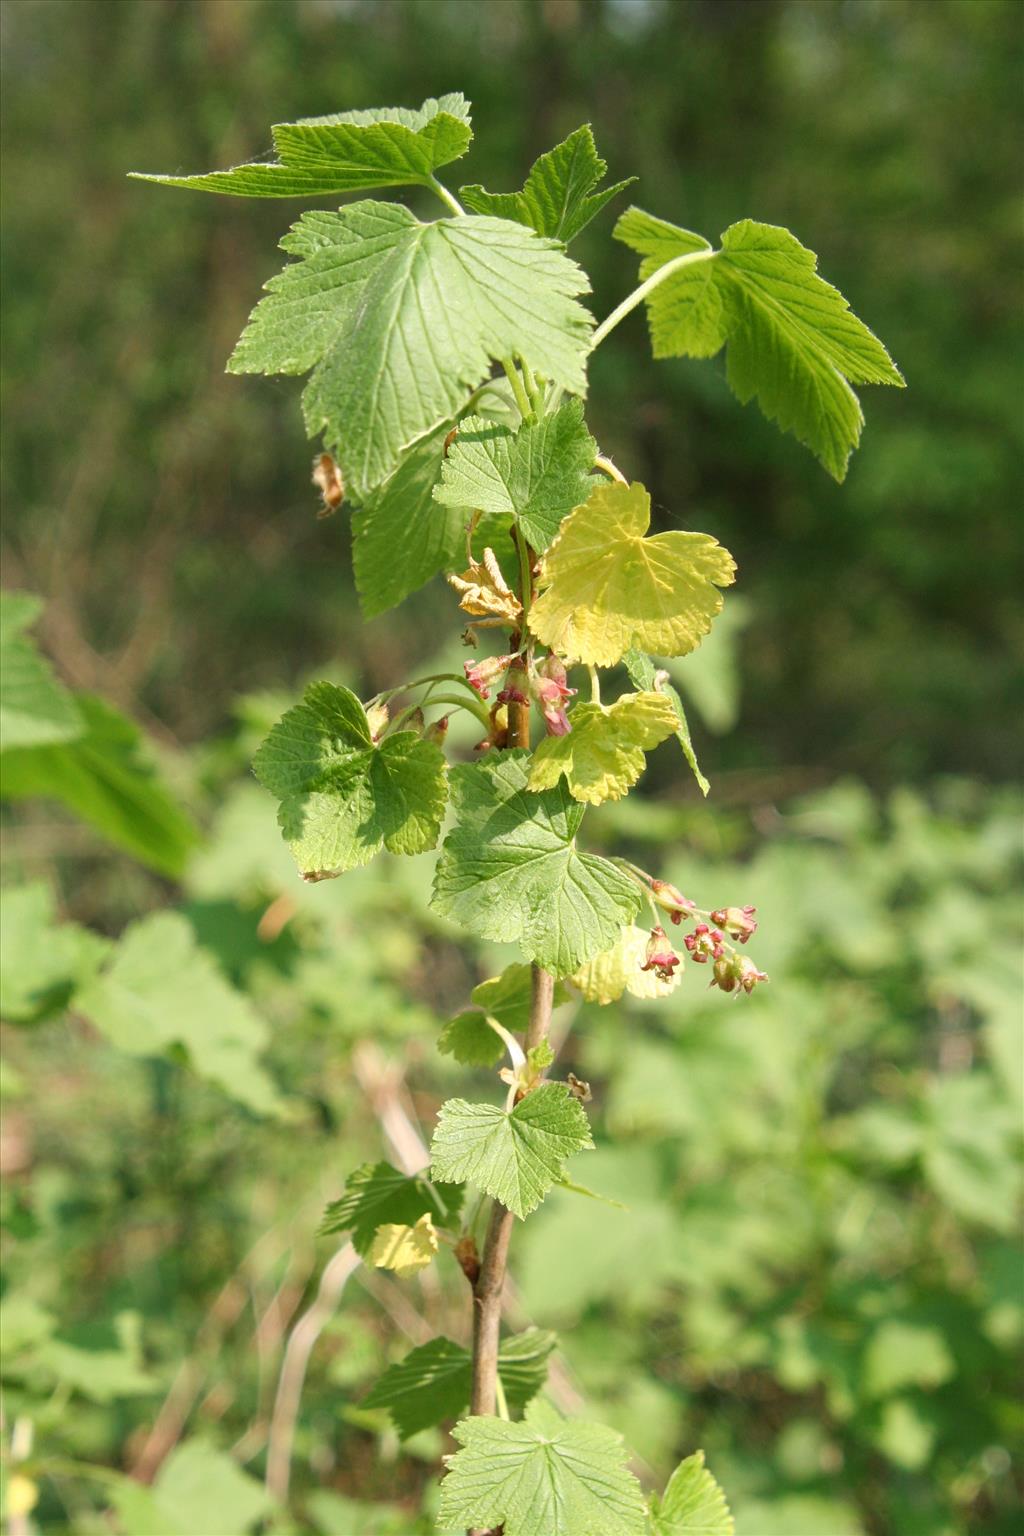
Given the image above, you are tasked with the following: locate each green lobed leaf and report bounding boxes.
[438,1402,647,1536]
[0,591,82,749]
[461,124,634,244]
[528,691,679,804]
[439,963,571,1067]
[363,1327,555,1439]
[130,94,472,198]
[228,203,593,499]
[528,480,735,668]
[319,1161,463,1255]
[649,1450,734,1536]
[622,648,709,795]
[75,912,283,1115]
[0,882,110,1024]
[615,208,904,481]
[433,399,598,552]
[252,682,447,878]
[430,1081,594,1219]
[430,752,642,976]
[1,693,199,878]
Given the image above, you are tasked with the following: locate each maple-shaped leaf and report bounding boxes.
[319,1161,463,1256]
[528,480,735,667]
[228,203,593,499]
[461,125,634,244]
[430,753,641,976]
[130,94,473,198]
[622,647,708,795]
[367,1213,438,1279]
[571,924,683,1004]
[649,1450,734,1536]
[438,1402,647,1536]
[252,681,447,878]
[529,691,678,805]
[0,591,82,749]
[615,208,904,482]
[433,399,598,552]
[439,963,569,1068]
[431,1082,594,1219]
[364,1328,555,1440]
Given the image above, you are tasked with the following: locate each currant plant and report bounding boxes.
[135,93,902,1536]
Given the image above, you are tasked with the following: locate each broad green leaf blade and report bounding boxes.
[529,692,678,804]
[622,648,709,795]
[615,207,904,481]
[364,1328,555,1439]
[351,426,467,617]
[461,125,634,244]
[229,203,593,499]
[0,591,82,749]
[528,481,735,667]
[433,400,598,552]
[649,1450,734,1536]
[439,964,570,1066]
[430,752,641,976]
[367,1213,438,1278]
[437,1011,506,1068]
[0,694,199,878]
[75,913,283,1115]
[252,682,447,877]
[319,1162,463,1255]
[430,1082,593,1219]
[439,1404,647,1536]
[130,94,472,198]
[0,883,110,1024]
[571,924,682,1004]
[151,1441,273,1536]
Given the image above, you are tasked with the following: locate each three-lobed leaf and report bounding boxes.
[615,207,904,481]
[461,124,634,245]
[319,1161,463,1256]
[252,681,447,878]
[431,1082,594,1219]
[430,752,642,976]
[433,399,598,552]
[529,480,735,667]
[228,202,593,499]
[364,1328,555,1439]
[130,94,473,199]
[438,1402,647,1536]
[529,691,679,804]
[648,1450,734,1536]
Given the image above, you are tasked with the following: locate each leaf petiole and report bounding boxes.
[590,245,716,351]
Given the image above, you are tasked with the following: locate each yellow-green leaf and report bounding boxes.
[528,480,735,667]
[368,1212,438,1278]
[571,924,683,1004]
[528,691,678,805]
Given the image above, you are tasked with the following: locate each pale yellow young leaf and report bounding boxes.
[367,1212,438,1278]
[571,925,683,1004]
[528,480,735,666]
[528,692,678,804]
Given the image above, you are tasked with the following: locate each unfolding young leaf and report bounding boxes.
[367,1213,438,1278]
[571,924,682,1004]
[131,94,473,198]
[438,1402,647,1536]
[364,1328,555,1439]
[431,753,641,976]
[75,913,282,1115]
[461,125,634,244]
[228,203,593,498]
[623,647,709,795]
[649,1450,734,1536]
[529,691,678,804]
[528,480,735,667]
[252,682,447,878]
[431,1082,593,1219]
[320,1162,463,1255]
[433,399,598,552]
[615,208,904,481]
[0,591,82,749]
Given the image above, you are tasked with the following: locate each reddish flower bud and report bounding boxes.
[496,686,528,706]
[650,880,696,925]
[737,957,769,993]
[710,905,758,943]
[640,925,681,981]
[424,715,450,747]
[712,956,738,993]
[530,655,577,736]
[464,652,516,700]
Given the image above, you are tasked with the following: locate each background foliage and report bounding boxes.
[1,2,1021,1534]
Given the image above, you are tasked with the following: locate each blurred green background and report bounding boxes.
[1,2,1021,1534]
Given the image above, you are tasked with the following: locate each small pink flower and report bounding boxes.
[464,652,516,700]
[710,905,758,943]
[651,879,697,926]
[531,655,576,735]
[640,925,681,981]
